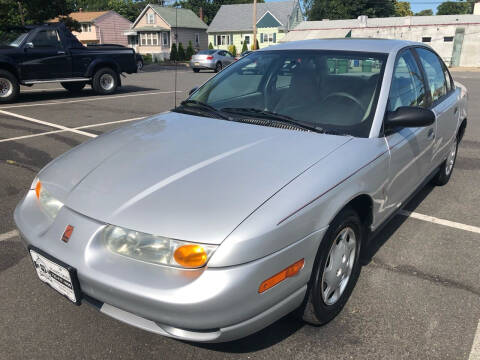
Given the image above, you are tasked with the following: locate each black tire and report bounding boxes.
[193,68,200,73]
[61,81,86,93]
[92,67,118,95]
[301,207,363,325]
[432,135,458,186]
[214,62,222,73]
[0,69,19,103]
[137,60,143,71]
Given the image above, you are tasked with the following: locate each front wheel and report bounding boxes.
[0,70,19,103]
[92,67,119,95]
[137,60,143,71]
[301,207,363,325]
[432,136,458,186]
[193,68,200,73]
[61,81,86,93]
[214,62,222,73]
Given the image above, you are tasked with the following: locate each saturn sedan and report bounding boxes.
[15,39,467,343]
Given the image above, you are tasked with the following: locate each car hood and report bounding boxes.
[40,112,351,244]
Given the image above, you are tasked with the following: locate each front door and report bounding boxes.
[21,29,71,80]
[384,48,435,212]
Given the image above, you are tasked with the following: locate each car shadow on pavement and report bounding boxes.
[11,85,158,105]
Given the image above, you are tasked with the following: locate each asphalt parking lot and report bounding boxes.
[0,67,479,360]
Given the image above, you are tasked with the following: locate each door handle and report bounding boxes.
[454,107,458,114]
[57,50,66,55]
[427,128,435,139]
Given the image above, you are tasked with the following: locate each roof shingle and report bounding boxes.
[150,5,208,29]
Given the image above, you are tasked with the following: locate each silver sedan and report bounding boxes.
[15,39,467,343]
[190,49,236,73]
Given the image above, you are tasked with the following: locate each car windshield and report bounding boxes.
[197,50,216,55]
[9,33,28,47]
[186,50,387,137]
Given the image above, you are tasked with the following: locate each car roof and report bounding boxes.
[261,38,424,54]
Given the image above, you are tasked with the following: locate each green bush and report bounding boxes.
[208,42,214,49]
[170,43,178,61]
[241,41,248,54]
[143,54,153,64]
[251,39,259,51]
[186,41,194,60]
[227,44,237,56]
[178,42,186,61]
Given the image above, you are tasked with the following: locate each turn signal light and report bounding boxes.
[35,180,42,199]
[206,56,213,60]
[258,259,305,293]
[174,244,208,268]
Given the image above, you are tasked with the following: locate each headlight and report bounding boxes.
[103,225,217,268]
[32,178,64,219]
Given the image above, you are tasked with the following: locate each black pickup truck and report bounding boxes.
[0,23,137,102]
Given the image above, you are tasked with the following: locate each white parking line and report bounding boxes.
[0,116,145,143]
[470,320,480,360]
[0,110,97,138]
[0,90,184,110]
[0,229,19,242]
[399,210,480,234]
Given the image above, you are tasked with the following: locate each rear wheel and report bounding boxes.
[0,70,19,103]
[137,59,143,71]
[301,207,363,325]
[92,67,118,95]
[193,68,200,73]
[61,81,86,93]
[214,62,222,73]
[432,136,458,186]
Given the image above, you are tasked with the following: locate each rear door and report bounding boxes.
[384,48,434,210]
[21,28,71,80]
[414,47,459,172]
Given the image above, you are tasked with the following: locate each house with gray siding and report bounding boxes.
[126,4,208,60]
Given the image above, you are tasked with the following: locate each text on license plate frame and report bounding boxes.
[28,246,82,305]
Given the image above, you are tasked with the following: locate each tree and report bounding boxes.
[208,41,213,49]
[437,0,472,15]
[395,1,413,16]
[186,40,194,59]
[178,42,185,60]
[304,0,395,21]
[170,42,178,61]
[415,9,433,16]
[241,40,248,53]
[107,0,143,22]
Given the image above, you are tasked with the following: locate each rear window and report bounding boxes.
[197,50,216,55]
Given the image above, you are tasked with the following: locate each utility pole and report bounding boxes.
[252,0,257,50]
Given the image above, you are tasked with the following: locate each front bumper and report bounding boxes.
[190,60,216,70]
[14,190,325,342]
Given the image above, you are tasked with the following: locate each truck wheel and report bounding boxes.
[137,60,143,71]
[61,82,86,93]
[92,67,118,95]
[0,70,19,103]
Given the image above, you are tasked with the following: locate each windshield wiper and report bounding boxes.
[220,107,324,133]
[175,100,230,120]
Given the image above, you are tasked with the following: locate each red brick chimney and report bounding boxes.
[199,7,203,21]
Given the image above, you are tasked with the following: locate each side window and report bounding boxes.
[416,48,448,102]
[30,30,63,49]
[388,49,426,111]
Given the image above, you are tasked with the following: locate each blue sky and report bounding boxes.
[265,0,446,15]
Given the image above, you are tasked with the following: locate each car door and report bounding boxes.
[383,48,435,212]
[414,47,458,172]
[224,51,235,65]
[21,28,71,80]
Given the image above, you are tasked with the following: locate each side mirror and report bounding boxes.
[385,106,435,129]
[189,86,198,96]
[24,42,33,49]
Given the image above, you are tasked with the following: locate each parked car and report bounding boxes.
[0,23,137,102]
[15,39,467,343]
[190,49,236,73]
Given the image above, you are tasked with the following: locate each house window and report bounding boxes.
[268,34,273,42]
[81,24,91,32]
[444,36,454,42]
[147,13,155,24]
[195,33,199,46]
[422,37,431,42]
[244,35,250,44]
[263,33,268,42]
[140,32,159,46]
[216,35,230,45]
[162,32,169,46]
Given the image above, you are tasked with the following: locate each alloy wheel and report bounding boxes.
[0,78,13,98]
